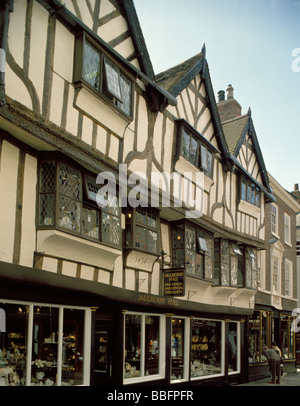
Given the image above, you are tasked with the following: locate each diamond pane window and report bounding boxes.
[38,158,121,247]
[83,41,101,90]
[104,58,122,101]
[117,73,132,116]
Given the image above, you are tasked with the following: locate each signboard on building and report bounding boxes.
[163,269,185,297]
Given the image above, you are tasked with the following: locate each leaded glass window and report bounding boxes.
[172,222,213,280]
[38,158,121,247]
[75,34,133,118]
[83,41,101,90]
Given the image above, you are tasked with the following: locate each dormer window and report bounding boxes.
[177,120,216,178]
[74,33,133,118]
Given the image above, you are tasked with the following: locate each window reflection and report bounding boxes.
[228,322,238,373]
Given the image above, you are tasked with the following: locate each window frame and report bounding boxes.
[74,32,134,119]
[38,155,121,249]
[123,312,166,385]
[284,259,293,297]
[271,203,279,236]
[124,207,160,255]
[284,212,291,245]
[171,221,214,281]
[240,175,261,208]
[176,120,217,179]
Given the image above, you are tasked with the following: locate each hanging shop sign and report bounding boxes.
[163,269,185,297]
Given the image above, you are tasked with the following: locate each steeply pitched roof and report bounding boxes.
[155,52,204,96]
[222,114,249,154]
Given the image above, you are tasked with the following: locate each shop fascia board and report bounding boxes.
[0,261,253,316]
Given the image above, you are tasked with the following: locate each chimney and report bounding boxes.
[291,183,300,202]
[217,84,242,123]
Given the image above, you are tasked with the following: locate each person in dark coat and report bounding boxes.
[263,345,281,384]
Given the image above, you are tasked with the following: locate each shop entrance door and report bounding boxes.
[93,321,113,386]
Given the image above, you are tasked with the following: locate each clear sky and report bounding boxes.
[134,0,300,193]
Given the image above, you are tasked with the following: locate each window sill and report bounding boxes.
[238,200,261,218]
[74,85,132,137]
[174,156,214,193]
[37,229,121,271]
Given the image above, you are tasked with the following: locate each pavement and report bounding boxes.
[238,371,300,386]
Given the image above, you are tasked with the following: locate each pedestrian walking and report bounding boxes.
[263,344,281,384]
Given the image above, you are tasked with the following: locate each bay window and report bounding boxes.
[240,176,261,208]
[124,207,160,255]
[171,222,213,280]
[74,33,133,118]
[177,120,216,178]
[38,157,121,248]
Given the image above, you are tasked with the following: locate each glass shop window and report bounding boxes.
[171,318,187,382]
[248,311,268,364]
[62,309,85,386]
[124,314,162,382]
[0,304,29,386]
[228,322,239,373]
[31,306,59,386]
[191,319,222,378]
[281,316,295,360]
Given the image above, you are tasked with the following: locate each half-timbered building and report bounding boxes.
[0,0,277,386]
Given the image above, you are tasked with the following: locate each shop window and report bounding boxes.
[171,318,189,382]
[32,306,59,386]
[62,309,85,386]
[171,221,213,280]
[228,322,240,374]
[248,310,269,364]
[281,316,295,360]
[74,34,133,118]
[177,120,216,178]
[124,313,163,382]
[0,304,29,386]
[124,208,159,255]
[190,319,222,378]
[39,157,121,248]
[0,301,90,386]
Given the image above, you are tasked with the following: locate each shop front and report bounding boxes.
[247,307,297,382]
[0,261,251,386]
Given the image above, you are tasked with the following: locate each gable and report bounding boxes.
[156,49,228,159]
[222,112,273,196]
[58,0,154,79]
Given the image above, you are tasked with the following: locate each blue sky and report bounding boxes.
[134,0,300,193]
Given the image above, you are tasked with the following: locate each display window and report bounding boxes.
[124,312,165,383]
[281,315,295,360]
[171,317,189,382]
[191,319,223,378]
[0,300,90,386]
[0,304,29,386]
[248,310,269,364]
[228,322,240,374]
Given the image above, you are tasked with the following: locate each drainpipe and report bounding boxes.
[0,0,14,107]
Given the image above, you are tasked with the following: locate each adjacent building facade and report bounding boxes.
[0,0,296,387]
